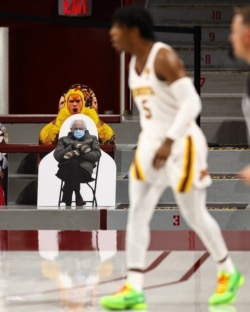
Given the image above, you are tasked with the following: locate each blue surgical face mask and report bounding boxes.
[73,129,85,139]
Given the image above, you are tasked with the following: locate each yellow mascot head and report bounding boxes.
[64,86,86,115]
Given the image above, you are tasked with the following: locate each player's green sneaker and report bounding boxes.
[209,269,244,305]
[100,283,147,310]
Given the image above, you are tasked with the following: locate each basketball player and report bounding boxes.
[100,6,244,310]
[229,6,250,184]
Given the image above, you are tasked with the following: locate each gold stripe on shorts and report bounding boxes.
[176,136,195,193]
[130,150,146,181]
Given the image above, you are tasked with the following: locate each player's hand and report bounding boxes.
[237,165,250,185]
[152,138,173,169]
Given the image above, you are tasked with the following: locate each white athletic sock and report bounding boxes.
[127,271,144,292]
[217,256,235,274]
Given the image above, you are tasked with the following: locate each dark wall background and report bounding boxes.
[9,26,120,114]
[0,0,122,114]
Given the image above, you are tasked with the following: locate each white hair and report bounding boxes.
[70,119,87,129]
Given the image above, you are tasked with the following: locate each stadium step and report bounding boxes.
[7,142,250,205]
[176,47,247,71]
[116,177,250,205]
[198,71,248,94]
[156,26,230,46]
[115,144,250,175]
[147,0,250,148]
[201,95,242,117]
[147,1,250,26]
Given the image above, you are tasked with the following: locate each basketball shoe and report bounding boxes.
[209,269,244,305]
[100,282,147,310]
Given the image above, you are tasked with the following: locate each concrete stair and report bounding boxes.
[176,47,247,70]
[150,5,240,27]
[4,122,250,208]
[146,0,250,147]
[157,26,230,46]
[116,178,250,205]
[115,144,250,206]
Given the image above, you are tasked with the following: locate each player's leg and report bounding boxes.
[100,180,166,310]
[174,187,244,305]
[126,180,165,286]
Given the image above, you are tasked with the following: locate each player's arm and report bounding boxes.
[152,48,201,169]
[155,47,201,141]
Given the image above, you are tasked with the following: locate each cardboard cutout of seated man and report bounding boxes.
[39,84,115,146]
[37,114,116,207]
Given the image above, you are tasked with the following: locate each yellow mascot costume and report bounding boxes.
[39,84,115,146]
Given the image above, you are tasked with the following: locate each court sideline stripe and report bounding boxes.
[145,252,210,289]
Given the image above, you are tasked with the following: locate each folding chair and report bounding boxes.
[58,158,100,208]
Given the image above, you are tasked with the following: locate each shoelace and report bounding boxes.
[215,273,230,294]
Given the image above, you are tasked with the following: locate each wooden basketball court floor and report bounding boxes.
[0,228,249,312]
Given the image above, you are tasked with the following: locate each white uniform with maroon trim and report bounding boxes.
[128,42,211,192]
[125,42,230,275]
